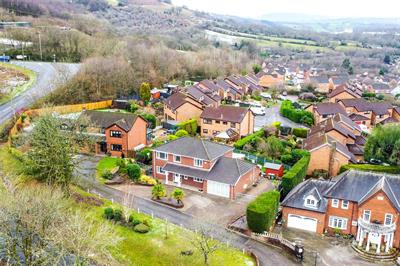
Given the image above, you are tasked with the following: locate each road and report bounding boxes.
[0,61,80,125]
[255,104,308,131]
[74,156,298,266]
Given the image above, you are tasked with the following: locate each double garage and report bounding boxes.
[206,180,231,198]
[287,214,318,232]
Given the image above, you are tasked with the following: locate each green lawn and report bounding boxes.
[0,62,37,105]
[96,156,120,182]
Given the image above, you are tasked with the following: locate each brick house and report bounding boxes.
[337,98,394,127]
[152,137,260,199]
[305,103,347,125]
[200,106,254,138]
[328,83,363,103]
[282,170,400,253]
[309,75,334,93]
[163,92,205,122]
[82,110,148,157]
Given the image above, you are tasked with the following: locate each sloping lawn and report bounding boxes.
[96,156,119,183]
[74,188,254,266]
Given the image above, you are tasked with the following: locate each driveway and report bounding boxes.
[74,155,298,266]
[255,103,307,131]
[276,227,381,266]
[0,61,80,125]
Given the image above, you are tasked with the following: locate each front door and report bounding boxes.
[173,174,181,185]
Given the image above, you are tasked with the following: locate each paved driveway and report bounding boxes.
[255,104,307,131]
[0,61,80,124]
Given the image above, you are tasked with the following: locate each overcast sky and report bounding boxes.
[172,0,400,19]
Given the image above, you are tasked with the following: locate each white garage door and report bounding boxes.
[207,180,230,198]
[287,214,317,232]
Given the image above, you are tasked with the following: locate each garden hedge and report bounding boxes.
[246,190,280,233]
[339,164,400,174]
[281,154,310,197]
[280,100,314,126]
[234,129,264,149]
[292,128,309,138]
[177,119,197,135]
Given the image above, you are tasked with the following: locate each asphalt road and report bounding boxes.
[0,61,80,125]
[255,104,308,131]
[74,156,298,266]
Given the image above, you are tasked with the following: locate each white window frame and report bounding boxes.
[304,195,317,208]
[173,155,181,163]
[157,152,168,160]
[385,214,393,226]
[156,166,165,175]
[363,210,371,222]
[328,216,348,230]
[111,144,122,151]
[341,200,349,210]
[194,158,203,167]
[193,177,203,183]
[331,199,339,208]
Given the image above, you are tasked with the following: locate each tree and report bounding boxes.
[342,58,351,69]
[139,82,151,102]
[175,129,189,138]
[252,64,262,74]
[263,136,284,160]
[151,184,166,199]
[140,113,156,129]
[384,54,391,64]
[25,114,74,194]
[348,65,354,75]
[127,163,141,181]
[172,188,185,203]
[364,124,400,166]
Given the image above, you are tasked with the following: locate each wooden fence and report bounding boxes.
[8,100,113,144]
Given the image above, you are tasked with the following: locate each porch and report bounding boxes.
[356,218,396,254]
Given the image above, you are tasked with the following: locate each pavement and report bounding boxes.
[255,104,308,131]
[74,155,298,266]
[0,61,80,125]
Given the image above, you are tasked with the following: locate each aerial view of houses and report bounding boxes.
[2,1,400,266]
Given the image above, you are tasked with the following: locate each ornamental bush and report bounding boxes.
[177,119,197,135]
[292,128,308,138]
[102,170,113,180]
[104,207,114,220]
[113,208,123,222]
[175,129,189,138]
[281,154,310,197]
[246,191,280,233]
[127,163,141,181]
[134,223,150,233]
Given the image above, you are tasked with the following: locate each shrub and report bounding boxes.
[281,154,310,197]
[134,223,150,233]
[139,175,157,185]
[140,113,157,129]
[128,214,141,226]
[142,218,152,227]
[339,164,400,174]
[234,129,264,149]
[152,184,166,199]
[102,169,113,180]
[172,188,185,203]
[127,163,141,181]
[175,129,189,138]
[246,191,280,233]
[113,209,123,222]
[130,103,140,113]
[280,100,314,126]
[116,158,127,169]
[135,148,152,164]
[292,128,308,138]
[281,154,293,165]
[168,135,179,141]
[177,119,197,135]
[104,207,114,220]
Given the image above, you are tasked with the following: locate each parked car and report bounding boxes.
[250,106,266,116]
[16,55,27,60]
[0,55,10,62]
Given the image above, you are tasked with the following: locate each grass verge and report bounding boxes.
[0,62,37,105]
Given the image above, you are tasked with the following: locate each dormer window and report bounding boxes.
[304,195,318,208]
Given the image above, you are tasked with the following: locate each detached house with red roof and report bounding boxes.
[282,170,400,254]
[152,137,260,199]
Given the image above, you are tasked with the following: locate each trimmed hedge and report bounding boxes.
[340,164,400,174]
[280,100,314,126]
[292,128,309,138]
[177,119,197,135]
[234,129,264,149]
[281,154,310,197]
[246,190,280,233]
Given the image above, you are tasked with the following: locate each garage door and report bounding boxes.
[287,214,317,232]
[207,180,230,198]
